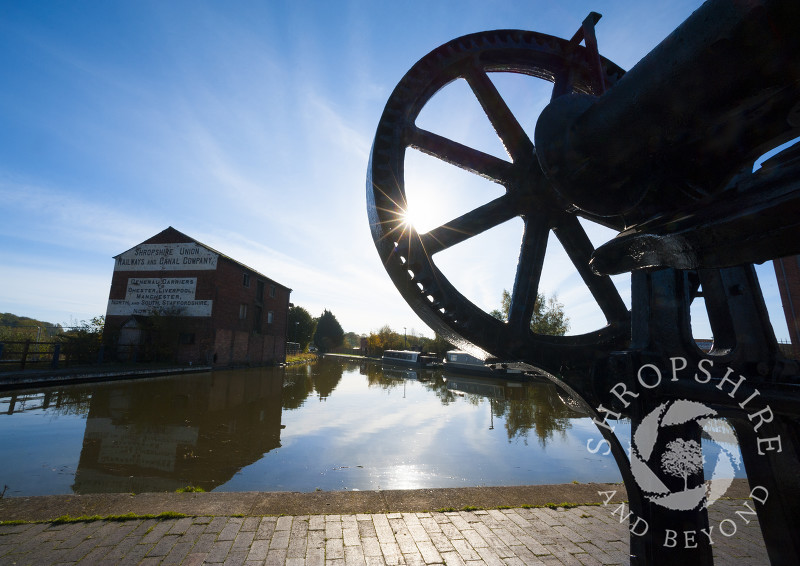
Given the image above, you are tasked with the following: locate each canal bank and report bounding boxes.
[0,483,636,522]
[0,482,768,565]
[0,364,211,391]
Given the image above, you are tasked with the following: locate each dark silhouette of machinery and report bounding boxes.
[367,1,800,564]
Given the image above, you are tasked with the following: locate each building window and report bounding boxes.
[179,333,195,345]
[267,311,274,324]
[269,284,276,298]
[256,280,265,301]
[253,306,262,333]
[239,304,247,319]
[243,272,250,287]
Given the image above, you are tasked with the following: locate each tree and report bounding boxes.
[288,306,316,352]
[342,332,361,349]
[489,289,569,335]
[0,312,62,341]
[313,309,344,353]
[661,438,705,490]
[59,316,105,364]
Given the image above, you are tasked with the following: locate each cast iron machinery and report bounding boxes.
[367,1,800,564]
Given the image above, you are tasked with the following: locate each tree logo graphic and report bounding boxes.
[661,438,704,491]
[630,399,741,511]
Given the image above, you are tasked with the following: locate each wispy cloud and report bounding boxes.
[0,177,162,253]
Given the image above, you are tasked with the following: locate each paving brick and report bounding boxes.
[256,516,278,540]
[219,517,244,541]
[372,514,395,543]
[0,501,770,566]
[327,536,345,559]
[379,540,404,565]
[223,549,248,566]
[167,517,194,535]
[416,539,444,564]
[345,544,367,566]
[361,535,382,557]
[265,547,288,565]
[451,538,481,562]
[343,523,361,547]
[232,529,255,553]
[206,516,228,534]
[246,538,270,562]
[241,517,261,532]
[162,541,195,565]
[206,538,235,563]
[269,528,290,550]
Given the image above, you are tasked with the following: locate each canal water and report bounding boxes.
[0,358,660,497]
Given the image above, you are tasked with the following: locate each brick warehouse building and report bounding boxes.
[774,256,800,356]
[105,227,291,366]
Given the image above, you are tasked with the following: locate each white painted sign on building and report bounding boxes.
[107,277,213,317]
[114,242,218,271]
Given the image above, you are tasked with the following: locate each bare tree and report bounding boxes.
[661,438,705,490]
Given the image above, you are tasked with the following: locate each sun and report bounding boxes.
[401,200,441,234]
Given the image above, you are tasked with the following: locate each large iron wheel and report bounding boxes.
[367,29,630,374]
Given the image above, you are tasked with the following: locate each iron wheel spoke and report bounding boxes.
[463,68,534,162]
[408,127,515,185]
[420,195,517,255]
[553,214,628,323]
[508,214,550,334]
[551,67,573,101]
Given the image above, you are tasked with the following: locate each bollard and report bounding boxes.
[51,343,60,369]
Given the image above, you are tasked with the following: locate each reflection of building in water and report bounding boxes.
[72,370,283,493]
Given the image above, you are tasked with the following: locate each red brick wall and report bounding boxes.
[773,256,800,354]
[212,258,290,365]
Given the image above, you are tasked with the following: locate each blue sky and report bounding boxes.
[0,0,791,342]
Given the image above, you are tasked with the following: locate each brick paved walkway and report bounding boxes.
[0,500,768,565]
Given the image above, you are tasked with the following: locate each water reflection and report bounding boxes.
[443,375,583,446]
[361,361,581,446]
[0,359,632,496]
[74,369,284,493]
[282,361,344,408]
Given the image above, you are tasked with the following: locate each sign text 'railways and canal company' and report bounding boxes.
[107,277,212,317]
[114,243,218,271]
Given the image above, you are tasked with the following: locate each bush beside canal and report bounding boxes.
[284,353,318,365]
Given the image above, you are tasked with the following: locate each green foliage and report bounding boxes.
[313,309,344,353]
[288,306,316,352]
[364,326,453,357]
[285,352,318,364]
[59,316,105,364]
[428,333,453,357]
[491,289,569,335]
[0,313,62,341]
[50,511,188,524]
[176,485,205,493]
[342,331,361,349]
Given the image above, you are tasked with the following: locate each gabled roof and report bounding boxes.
[114,226,292,291]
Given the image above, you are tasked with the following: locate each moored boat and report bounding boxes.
[381,349,439,368]
[442,350,492,375]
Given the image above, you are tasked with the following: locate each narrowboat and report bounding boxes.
[442,350,492,375]
[381,349,439,368]
[443,350,527,377]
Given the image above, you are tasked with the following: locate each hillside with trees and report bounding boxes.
[0,313,62,340]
